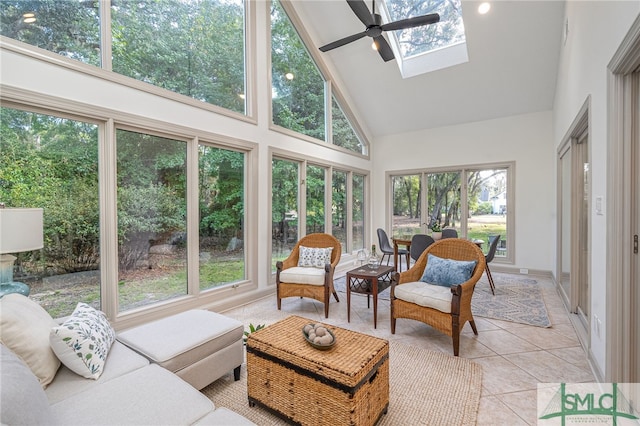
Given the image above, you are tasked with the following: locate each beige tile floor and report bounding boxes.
[222,272,595,425]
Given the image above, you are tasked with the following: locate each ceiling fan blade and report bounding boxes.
[347,0,375,27]
[380,13,440,32]
[319,31,367,52]
[374,35,394,62]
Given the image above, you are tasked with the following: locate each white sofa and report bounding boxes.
[0,294,253,425]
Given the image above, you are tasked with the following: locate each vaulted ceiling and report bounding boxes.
[290,0,566,138]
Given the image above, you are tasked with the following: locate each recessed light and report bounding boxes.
[478,2,491,15]
[23,12,36,23]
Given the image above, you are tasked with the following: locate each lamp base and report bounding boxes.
[0,254,30,298]
[0,282,30,298]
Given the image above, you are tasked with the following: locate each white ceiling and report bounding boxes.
[290,0,566,138]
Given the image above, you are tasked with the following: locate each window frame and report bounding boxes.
[0,0,257,123]
[269,147,370,279]
[1,87,259,327]
[386,162,515,265]
[267,0,370,157]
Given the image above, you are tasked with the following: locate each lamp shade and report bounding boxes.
[0,208,44,254]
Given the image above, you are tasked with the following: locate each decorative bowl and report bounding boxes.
[302,323,336,350]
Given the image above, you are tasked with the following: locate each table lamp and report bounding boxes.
[0,207,44,297]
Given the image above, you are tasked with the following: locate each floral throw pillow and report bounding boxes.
[420,254,478,287]
[50,303,116,380]
[298,246,334,268]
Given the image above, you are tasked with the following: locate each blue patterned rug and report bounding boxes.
[471,273,551,328]
[334,272,551,328]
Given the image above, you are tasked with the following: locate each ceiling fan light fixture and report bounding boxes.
[371,40,379,51]
[478,2,491,15]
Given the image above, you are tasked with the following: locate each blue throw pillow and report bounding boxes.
[420,254,478,287]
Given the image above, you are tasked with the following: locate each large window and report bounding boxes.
[271,158,299,269]
[111,0,245,113]
[1,0,247,115]
[0,1,101,66]
[271,153,368,271]
[198,145,246,290]
[270,0,366,155]
[332,170,347,251]
[116,129,187,312]
[390,164,513,260]
[0,107,100,318]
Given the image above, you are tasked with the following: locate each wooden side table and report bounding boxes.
[346,265,394,328]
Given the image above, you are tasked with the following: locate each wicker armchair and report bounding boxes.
[390,238,486,356]
[276,233,342,318]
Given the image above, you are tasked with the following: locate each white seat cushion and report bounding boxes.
[279,266,326,285]
[394,281,453,313]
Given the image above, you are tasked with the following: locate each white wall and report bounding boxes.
[372,111,555,272]
[552,1,640,376]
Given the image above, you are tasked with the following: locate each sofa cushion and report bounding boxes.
[420,254,477,287]
[0,344,56,425]
[50,302,116,379]
[279,266,326,285]
[0,293,60,387]
[49,364,215,425]
[298,246,333,268]
[117,310,243,373]
[394,281,453,313]
[45,341,149,405]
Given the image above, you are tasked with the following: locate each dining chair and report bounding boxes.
[441,228,458,239]
[409,234,435,262]
[377,228,409,271]
[485,234,501,295]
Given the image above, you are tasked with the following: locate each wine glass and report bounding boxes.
[356,249,366,267]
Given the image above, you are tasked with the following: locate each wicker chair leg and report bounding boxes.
[486,265,496,295]
[452,316,460,356]
[469,320,478,335]
[333,291,340,302]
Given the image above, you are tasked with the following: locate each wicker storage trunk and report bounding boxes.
[246,315,389,426]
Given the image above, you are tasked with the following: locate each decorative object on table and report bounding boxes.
[276,233,342,318]
[243,323,265,345]
[356,248,367,266]
[302,322,336,350]
[0,207,44,298]
[368,244,380,268]
[429,220,442,240]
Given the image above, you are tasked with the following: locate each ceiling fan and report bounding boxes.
[319,0,440,62]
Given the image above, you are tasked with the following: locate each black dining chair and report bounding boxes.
[441,228,458,239]
[377,228,409,271]
[409,234,435,263]
[485,234,501,295]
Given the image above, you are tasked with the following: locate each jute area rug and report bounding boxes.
[201,341,482,426]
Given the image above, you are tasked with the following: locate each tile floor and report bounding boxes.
[221,272,595,425]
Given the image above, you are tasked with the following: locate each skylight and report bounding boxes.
[380,0,468,78]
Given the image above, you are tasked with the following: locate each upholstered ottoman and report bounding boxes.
[117,309,244,390]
